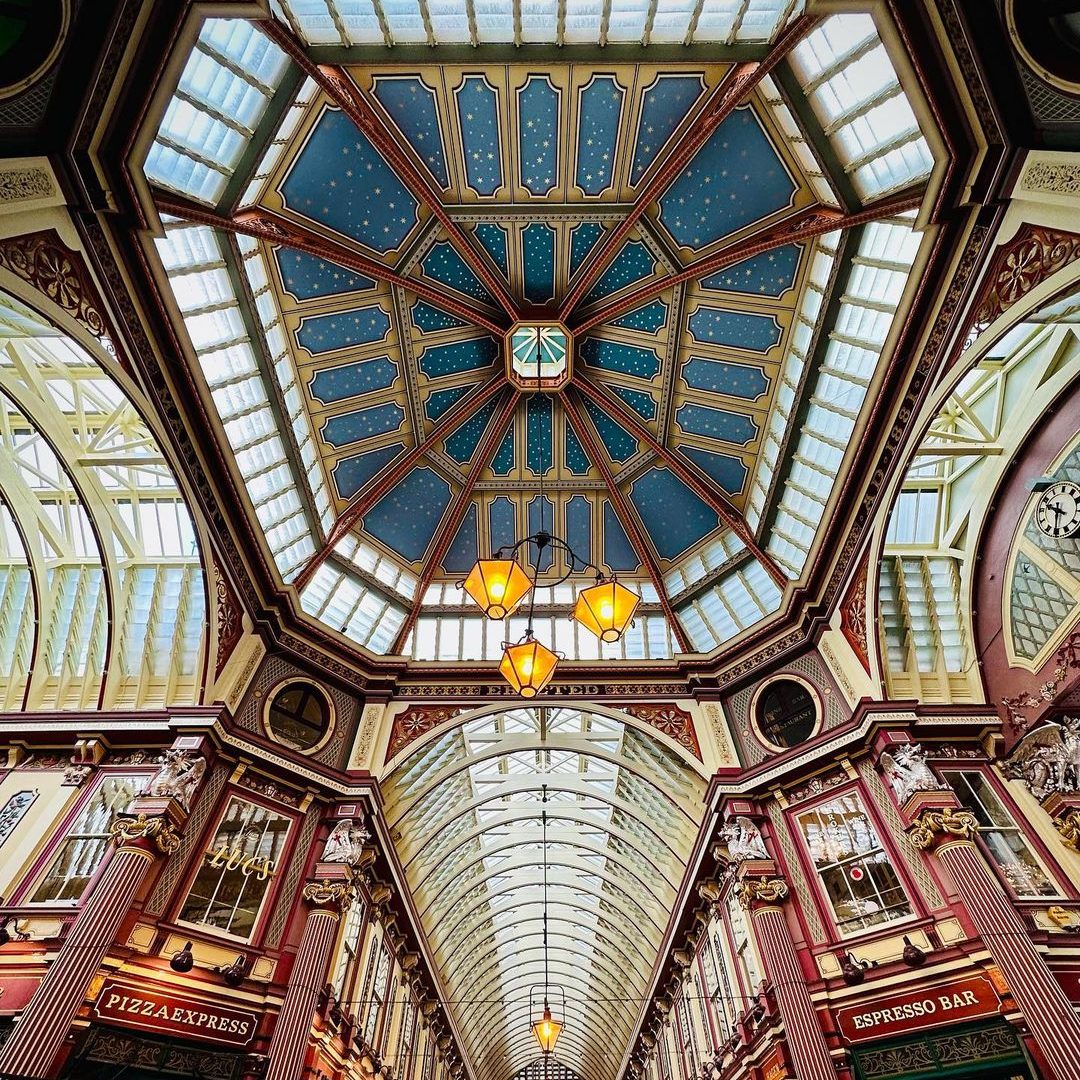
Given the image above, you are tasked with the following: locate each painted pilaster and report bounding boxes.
[0,801,183,1078]
[905,790,1080,1080]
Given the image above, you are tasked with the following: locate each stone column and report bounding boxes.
[905,790,1080,1080]
[736,865,835,1080]
[0,800,183,1079]
[265,814,374,1080]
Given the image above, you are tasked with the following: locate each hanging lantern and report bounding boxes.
[573,577,640,642]
[461,558,533,619]
[532,1003,563,1054]
[499,636,560,698]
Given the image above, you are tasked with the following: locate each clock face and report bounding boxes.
[1036,480,1080,539]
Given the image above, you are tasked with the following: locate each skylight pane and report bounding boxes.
[431,0,475,40]
[607,0,649,42]
[381,0,427,41]
[563,0,603,42]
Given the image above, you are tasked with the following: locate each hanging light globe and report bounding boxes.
[573,577,640,642]
[461,558,533,619]
[532,1003,563,1054]
[499,636,560,698]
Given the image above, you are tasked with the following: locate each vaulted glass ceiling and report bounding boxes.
[0,292,206,710]
[143,6,939,663]
[382,707,707,1080]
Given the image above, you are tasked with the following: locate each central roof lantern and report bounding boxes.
[505,321,572,391]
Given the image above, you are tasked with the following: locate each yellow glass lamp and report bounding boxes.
[573,577,640,642]
[532,1003,563,1054]
[462,558,533,619]
[499,637,560,698]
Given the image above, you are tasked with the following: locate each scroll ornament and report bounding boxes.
[736,876,789,909]
[1054,809,1080,850]
[302,879,358,912]
[907,807,978,850]
[109,813,183,855]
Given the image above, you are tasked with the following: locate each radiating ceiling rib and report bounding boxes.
[558,13,816,321]
[573,188,925,334]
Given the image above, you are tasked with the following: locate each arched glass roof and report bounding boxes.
[142,8,939,665]
[0,291,207,710]
[382,706,707,1080]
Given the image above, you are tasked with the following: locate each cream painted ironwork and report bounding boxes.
[382,706,707,1080]
[879,292,1080,700]
[0,292,207,710]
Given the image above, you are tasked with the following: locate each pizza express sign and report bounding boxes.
[835,975,1001,1043]
[93,978,259,1047]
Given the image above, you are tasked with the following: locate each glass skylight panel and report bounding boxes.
[790,14,932,199]
[606,0,650,42]
[299,562,406,652]
[677,559,782,651]
[156,221,318,582]
[563,0,604,43]
[644,0,695,43]
[758,74,838,207]
[430,0,475,41]
[521,0,559,42]
[380,0,428,42]
[146,20,288,204]
[765,216,917,575]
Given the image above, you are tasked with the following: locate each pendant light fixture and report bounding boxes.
[461,327,641,694]
[532,785,563,1055]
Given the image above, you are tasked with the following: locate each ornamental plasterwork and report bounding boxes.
[0,790,35,846]
[907,807,978,849]
[1005,716,1080,800]
[1053,810,1080,850]
[1020,160,1080,199]
[879,743,948,804]
[0,166,55,205]
[301,878,358,911]
[108,813,183,856]
[736,876,789,909]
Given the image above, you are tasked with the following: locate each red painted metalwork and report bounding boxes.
[558,13,819,322]
[573,190,926,335]
[561,393,692,653]
[292,378,507,592]
[570,378,787,588]
[155,194,505,337]
[258,20,520,321]
[391,389,522,654]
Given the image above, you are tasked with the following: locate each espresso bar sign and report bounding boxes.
[835,974,1000,1043]
[93,978,259,1047]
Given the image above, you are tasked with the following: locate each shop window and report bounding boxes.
[943,770,1058,897]
[397,992,418,1080]
[265,680,333,751]
[361,943,393,1049]
[725,889,762,991]
[30,774,145,902]
[331,897,369,1001]
[795,790,913,934]
[178,796,290,939]
[754,677,819,749]
[703,927,737,1042]
[676,990,698,1079]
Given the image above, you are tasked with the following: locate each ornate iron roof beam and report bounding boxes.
[258,19,521,321]
[391,389,521,653]
[290,378,507,591]
[561,392,691,653]
[570,378,787,588]
[572,187,925,334]
[155,193,504,335]
[558,12,818,321]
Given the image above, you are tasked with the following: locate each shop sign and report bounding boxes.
[835,974,1000,1043]
[0,976,41,1013]
[93,978,259,1047]
[761,1045,787,1080]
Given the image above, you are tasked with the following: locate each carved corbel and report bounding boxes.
[907,806,978,850]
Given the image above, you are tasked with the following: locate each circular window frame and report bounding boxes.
[749,674,823,753]
[262,677,336,755]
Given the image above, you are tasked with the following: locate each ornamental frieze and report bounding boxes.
[623,703,701,760]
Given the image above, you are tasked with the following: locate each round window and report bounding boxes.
[266,682,332,751]
[754,678,818,749]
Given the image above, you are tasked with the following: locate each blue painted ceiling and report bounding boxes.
[253,61,816,577]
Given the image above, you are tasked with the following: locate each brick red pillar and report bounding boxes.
[907,797,1080,1080]
[264,867,355,1080]
[738,870,835,1080]
[0,804,183,1079]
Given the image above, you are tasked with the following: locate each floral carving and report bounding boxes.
[840,554,870,674]
[907,807,978,850]
[109,813,183,856]
[1002,630,1080,733]
[212,556,243,678]
[0,231,111,344]
[972,224,1080,331]
[1054,810,1080,850]
[0,167,54,203]
[624,703,701,759]
[386,706,466,761]
[736,876,789,909]
[0,790,35,845]
[302,878,358,911]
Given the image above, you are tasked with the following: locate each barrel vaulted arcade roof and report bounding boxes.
[142,5,940,664]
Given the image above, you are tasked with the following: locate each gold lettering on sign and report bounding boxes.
[206,843,276,880]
